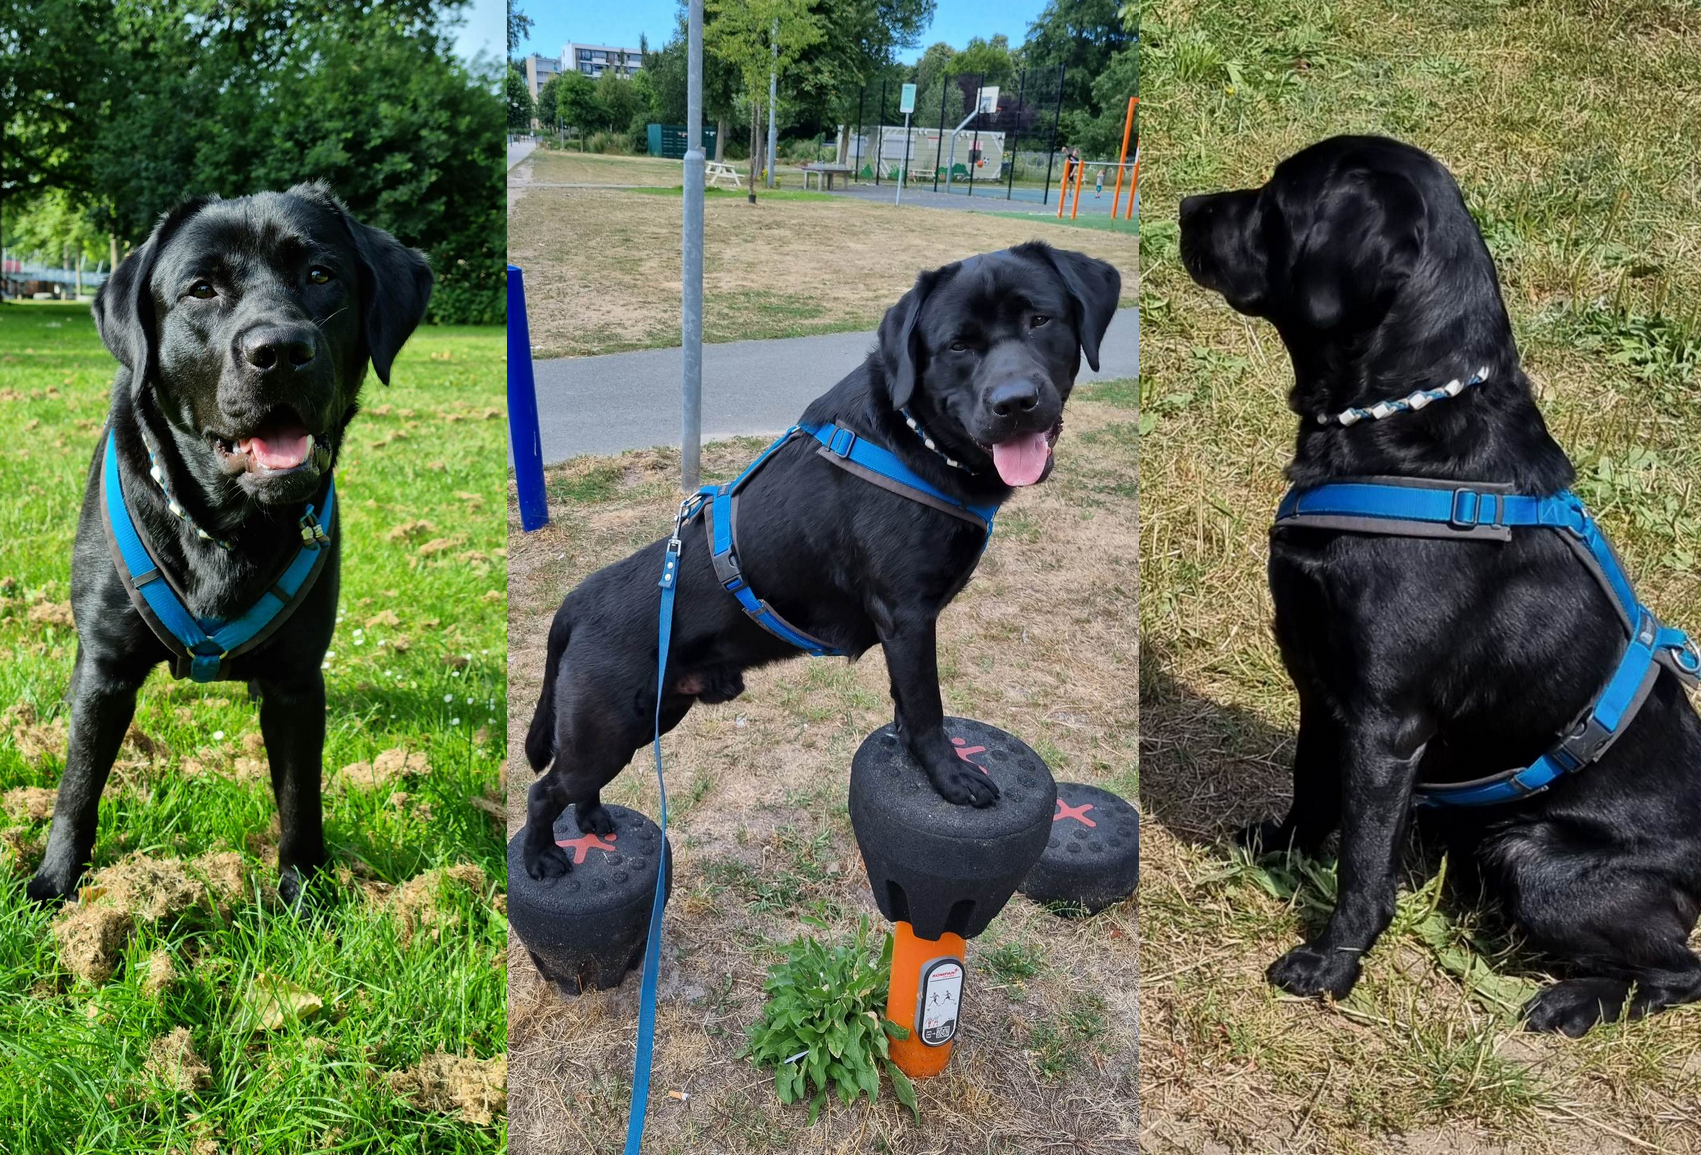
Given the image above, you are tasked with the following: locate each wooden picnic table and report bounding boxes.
[801,163,853,191]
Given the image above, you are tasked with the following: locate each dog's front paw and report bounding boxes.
[25,871,75,907]
[1523,978,1628,1037]
[1234,819,1290,856]
[1268,942,1362,1000]
[525,841,573,880]
[574,804,615,837]
[927,763,1000,808]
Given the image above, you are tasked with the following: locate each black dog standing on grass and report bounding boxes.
[28,185,432,906]
[1179,135,1701,1035]
[523,243,1120,880]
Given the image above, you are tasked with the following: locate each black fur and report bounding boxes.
[28,185,431,906]
[1180,135,1701,1036]
[522,243,1121,880]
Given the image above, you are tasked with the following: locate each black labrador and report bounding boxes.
[1178,135,1701,1035]
[27,184,432,905]
[522,243,1121,880]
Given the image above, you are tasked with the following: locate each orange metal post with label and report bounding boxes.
[1110,97,1136,218]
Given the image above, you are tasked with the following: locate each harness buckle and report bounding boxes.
[299,506,330,550]
[1551,713,1615,773]
[1448,488,1501,530]
[827,427,858,458]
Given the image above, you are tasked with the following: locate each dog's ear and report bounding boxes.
[1029,244,1121,372]
[93,198,211,393]
[1290,168,1426,331]
[877,267,941,411]
[292,183,434,385]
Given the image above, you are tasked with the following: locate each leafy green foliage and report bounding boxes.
[743,918,919,1123]
[507,67,535,131]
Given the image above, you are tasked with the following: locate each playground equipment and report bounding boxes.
[1020,783,1139,914]
[849,718,1055,1078]
[506,265,548,531]
[506,804,673,994]
[1055,95,1137,222]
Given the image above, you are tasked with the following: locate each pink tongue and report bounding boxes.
[242,428,310,470]
[991,431,1052,486]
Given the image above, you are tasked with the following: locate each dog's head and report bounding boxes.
[875,242,1120,487]
[93,184,433,504]
[1178,135,1513,383]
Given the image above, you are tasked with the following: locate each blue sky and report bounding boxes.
[451,0,507,67]
[512,1,1051,64]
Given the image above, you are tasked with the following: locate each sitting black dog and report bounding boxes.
[1179,135,1701,1035]
[522,243,1120,880]
[28,184,432,905]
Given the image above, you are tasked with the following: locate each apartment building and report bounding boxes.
[563,41,642,80]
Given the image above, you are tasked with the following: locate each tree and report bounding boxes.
[628,69,661,140]
[592,69,640,136]
[705,0,823,201]
[506,67,535,131]
[1020,0,1134,145]
[550,70,599,134]
[950,35,1016,88]
[507,0,532,57]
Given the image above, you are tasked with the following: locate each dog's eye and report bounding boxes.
[1030,314,1050,329]
[188,281,216,300]
[950,341,967,352]
[307,267,332,285]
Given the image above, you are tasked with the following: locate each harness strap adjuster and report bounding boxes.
[1550,714,1615,774]
[1449,488,1501,530]
[826,428,857,458]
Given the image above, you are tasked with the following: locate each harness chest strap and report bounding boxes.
[1273,475,1701,807]
[686,422,1001,658]
[99,427,337,683]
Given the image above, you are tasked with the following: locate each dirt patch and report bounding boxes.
[53,904,135,985]
[338,747,430,791]
[508,187,1137,358]
[5,702,68,767]
[387,1050,506,1125]
[390,862,489,944]
[50,852,247,984]
[144,1027,211,1094]
[141,949,176,997]
[0,827,41,873]
[3,785,56,821]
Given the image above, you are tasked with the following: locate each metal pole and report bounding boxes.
[1007,68,1025,200]
[933,80,947,192]
[506,266,549,531]
[896,108,912,205]
[854,87,864,181]
[766,19,777,188]
[967,73,981,197]
[681,0,704,491]
[874,78,886,185]
[1041,62,1064,206]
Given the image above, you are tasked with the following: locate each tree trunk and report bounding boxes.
[748,101,759,204]
[75,252,84,300]
[715,118,726,163]
[110,233,119,272]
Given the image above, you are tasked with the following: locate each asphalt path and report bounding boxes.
[526,306,1137,463]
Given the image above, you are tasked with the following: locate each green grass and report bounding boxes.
[981,209,1139,234]
[0,301,507,1153]
[1141,0,1701,1149]
[627,186,837,203]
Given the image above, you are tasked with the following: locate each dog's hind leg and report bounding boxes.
[1496,839,1701,1035]
[28,648,146,903]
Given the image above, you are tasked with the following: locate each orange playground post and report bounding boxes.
[1070,154,1085,219]
[1110,96,1136,218]
[1125,146,1138,220]
[885,921,968,1078]
[1055,156,1073,219]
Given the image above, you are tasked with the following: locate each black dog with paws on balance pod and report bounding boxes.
[28,185,433,907]
[522,243,1121,882]
[1180,134,1701,1036]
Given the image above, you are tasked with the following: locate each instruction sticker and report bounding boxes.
[915,957,964,1046]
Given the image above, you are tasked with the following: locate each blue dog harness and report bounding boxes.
[684,421,999,657]
[99,427,336,683]
[623,419,999,1153]
[1275,475,1700,806]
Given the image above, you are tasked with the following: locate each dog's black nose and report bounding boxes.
[989,379,1041,419]
[240,325,318,372]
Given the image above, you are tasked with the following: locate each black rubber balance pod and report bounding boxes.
[506,803,672,994]
[1021,781,1140,914]
[849,717,1055,1077]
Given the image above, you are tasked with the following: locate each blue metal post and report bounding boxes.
[506,264,549,532]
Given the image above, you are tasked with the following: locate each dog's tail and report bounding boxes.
[525,609,572,771]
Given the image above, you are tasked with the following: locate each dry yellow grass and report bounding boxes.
[504,385,1137,1155]
[507,183,1138,358]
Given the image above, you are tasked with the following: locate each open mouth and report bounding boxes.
[209,410,330,477]
[984,422,1062,487]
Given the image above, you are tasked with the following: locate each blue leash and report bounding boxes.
[623,497,690,1155]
